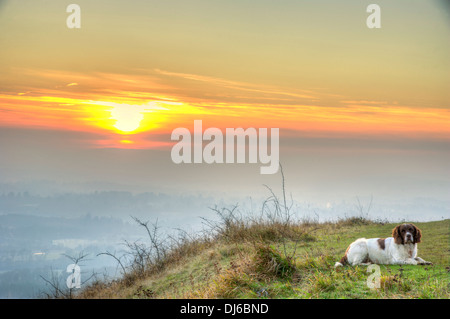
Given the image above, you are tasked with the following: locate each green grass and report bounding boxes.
[78,218,449,299]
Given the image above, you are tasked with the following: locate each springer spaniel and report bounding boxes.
[334,223,432,267]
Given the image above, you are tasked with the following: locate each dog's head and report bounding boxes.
[392,223,422,245]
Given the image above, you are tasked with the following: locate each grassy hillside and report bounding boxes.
[76,215,449,299]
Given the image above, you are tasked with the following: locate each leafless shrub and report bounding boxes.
[199,164,311,266]
[40,252,95,299]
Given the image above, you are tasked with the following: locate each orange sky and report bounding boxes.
[0,67,449,149]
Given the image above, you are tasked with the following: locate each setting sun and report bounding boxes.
[110,104,145,133]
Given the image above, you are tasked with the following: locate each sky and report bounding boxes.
[0,1,449,219]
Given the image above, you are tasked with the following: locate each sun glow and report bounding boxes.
[110,104,145,132]
[82,100,173,134]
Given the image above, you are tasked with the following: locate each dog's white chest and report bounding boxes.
[401,243,414,258]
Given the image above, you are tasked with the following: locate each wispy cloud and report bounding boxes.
[154,69,317,100]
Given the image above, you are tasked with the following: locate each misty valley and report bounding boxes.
[0,189,218,298]
[0,214,132,298]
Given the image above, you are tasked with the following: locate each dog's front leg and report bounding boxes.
[393,258,418,265]
[414,257,432,265]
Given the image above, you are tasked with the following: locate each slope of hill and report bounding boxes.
[75,214,449,299]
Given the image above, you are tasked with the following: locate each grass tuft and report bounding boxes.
[253,245,296,280]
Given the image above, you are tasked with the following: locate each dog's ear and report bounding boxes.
[412,224,422,244]
[392,225,403,245]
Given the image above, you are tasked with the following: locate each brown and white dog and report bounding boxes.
[334,223,432,267]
